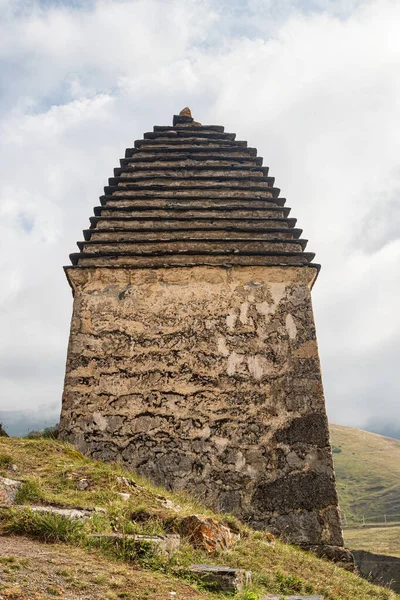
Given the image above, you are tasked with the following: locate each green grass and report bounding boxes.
[330,424,400,523]
[4,508,85,543]
[0,436,398,600]
[14,478,44,504]
[343,525,400,558]
[0,453,13,469]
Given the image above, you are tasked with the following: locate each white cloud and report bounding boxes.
[0,0,399,435]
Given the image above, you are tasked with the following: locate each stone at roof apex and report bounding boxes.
[173,108,195,126]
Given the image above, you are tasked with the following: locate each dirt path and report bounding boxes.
[0,535,209,600]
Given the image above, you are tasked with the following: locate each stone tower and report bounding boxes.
[60,109,343,550]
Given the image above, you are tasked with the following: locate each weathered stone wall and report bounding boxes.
[352,550,400,593]
[59,265,343,547]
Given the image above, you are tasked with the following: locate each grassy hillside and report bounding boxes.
[1,437,397,600]
[344,525,400,558]
[330,424,400,523]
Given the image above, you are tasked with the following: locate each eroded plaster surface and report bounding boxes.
[60,265,343,547]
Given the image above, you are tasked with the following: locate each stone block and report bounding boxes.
[189,564,251,593]
[180,514,233,553]
[0,476,22,505]
[8,505,104,520]
[88,533,180,556]
[28,506,100,520]
[304,544,354,571]
[134,534,181,555]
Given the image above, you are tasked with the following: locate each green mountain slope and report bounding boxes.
[330,424,400,523]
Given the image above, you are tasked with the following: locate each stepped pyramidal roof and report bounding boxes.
[68,108,319,273]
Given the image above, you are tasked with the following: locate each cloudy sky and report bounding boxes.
[0,0,399,436]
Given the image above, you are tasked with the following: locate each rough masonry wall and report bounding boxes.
[59,265,343,547]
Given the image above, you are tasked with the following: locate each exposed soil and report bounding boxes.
[0,535,209,600]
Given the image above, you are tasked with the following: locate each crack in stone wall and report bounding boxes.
[59,265,343,547]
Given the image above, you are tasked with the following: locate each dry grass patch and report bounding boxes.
[0,536,212,600]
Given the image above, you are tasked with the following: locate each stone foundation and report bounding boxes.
[60,265,343,547]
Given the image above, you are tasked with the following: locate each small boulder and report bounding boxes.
[117,476,138,489]
[155,494,181,512]
[189,564,251,593]
[0,476,22,505]
[76,478,89,491]
[304,545,354,571]
[180,515,233,553]
[117,492,131,501]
